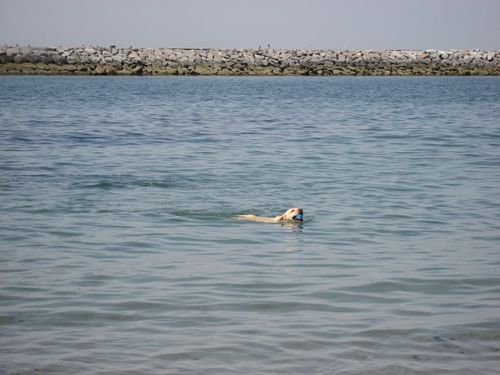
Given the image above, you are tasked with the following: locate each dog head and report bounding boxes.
[278,208,303,222]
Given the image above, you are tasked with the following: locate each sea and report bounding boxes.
[1,76,499,374]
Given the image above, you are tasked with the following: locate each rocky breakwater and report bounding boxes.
[1,46,499,75]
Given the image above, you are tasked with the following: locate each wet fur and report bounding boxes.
[235,208,303,223]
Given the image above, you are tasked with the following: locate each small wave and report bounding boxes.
[74,176,181,190]
[10,136,34,142]
[50,309,140,325]
[171,210,232,221]
[136,180,175,188]
[81,181,126,189]
[47,230,81,238]
[0,315,16,325]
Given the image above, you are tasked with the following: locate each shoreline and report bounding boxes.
[1,46,498,76]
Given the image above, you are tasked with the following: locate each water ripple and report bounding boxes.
[1,76,500,374]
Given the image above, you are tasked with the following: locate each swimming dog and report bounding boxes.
[236,208,303,223]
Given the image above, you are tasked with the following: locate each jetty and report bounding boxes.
[1,46,498,75]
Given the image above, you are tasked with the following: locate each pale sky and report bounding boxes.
[1,0,499,50]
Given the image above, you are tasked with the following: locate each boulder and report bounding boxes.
[6,48,19,57]
[131,65,143,75]
[193,65,213,75]
[93,65,106,75]
[254,54,264,66]
[105,66,117,75]
[13,55,25,63]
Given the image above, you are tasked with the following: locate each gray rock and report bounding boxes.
[13,55,25,63]
[254,54,264,66]
[93,66,106,75]
[268,58,279,66]
[131,65,143,74]
[90,55,101,64]
[6,48,19,57]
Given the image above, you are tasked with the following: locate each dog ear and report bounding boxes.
[274,215,284,222]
